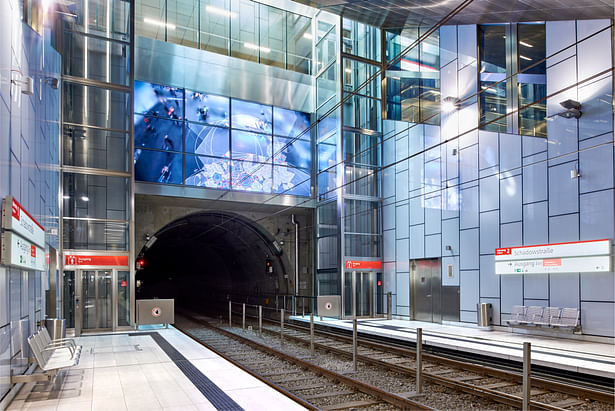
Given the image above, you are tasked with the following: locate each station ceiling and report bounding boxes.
[298,0,614,29]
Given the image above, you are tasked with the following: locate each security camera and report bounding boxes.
[559,99,581,110]
[44,77,59,90]
[557,108,582,119]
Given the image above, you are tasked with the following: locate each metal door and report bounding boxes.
[343,271,374,318]
[411,259,442,323]
[75,269,114,334]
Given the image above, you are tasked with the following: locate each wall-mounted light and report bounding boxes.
[557,99,582,119]
[43,77,59,90]
[445,245,453,251]
[143,17,176,30]
[11,71,33,95]
[570,164,581,179]
[452,148,458,156]
[442,96,461,112]
[81,196,89,202]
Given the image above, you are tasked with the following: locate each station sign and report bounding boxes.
[495,239,612,274]
[1,231,46,271]
[1,196,45,248]
[344,260,382,270]
[64,254,129,267]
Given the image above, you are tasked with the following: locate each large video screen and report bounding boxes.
[274,107,310,138]
[274,137,311,169]
[185,91,230,126]
[185,155,230,189]
[134,81,312,196]
[231,100,273,133]
[185,123,229,157]
[134,81,183,120]
[134,149,182,184]
[231,161,273,193]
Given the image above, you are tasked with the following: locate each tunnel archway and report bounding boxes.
[135,211,292,312]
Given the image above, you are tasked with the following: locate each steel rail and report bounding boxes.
[177,314,437,410]
[257,319,615,405]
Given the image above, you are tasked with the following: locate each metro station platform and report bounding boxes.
[6,327,305,411]
[291,316,615,380]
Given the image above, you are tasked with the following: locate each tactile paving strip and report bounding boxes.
[132,332,244,411]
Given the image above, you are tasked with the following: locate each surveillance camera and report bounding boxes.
[559,99,581,110]
[45,77,59,90]
[557,108,582,119]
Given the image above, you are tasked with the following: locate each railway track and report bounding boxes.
[255,318,614,411]
[174,313,436,410]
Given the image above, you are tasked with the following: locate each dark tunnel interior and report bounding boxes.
[135,211,292,313]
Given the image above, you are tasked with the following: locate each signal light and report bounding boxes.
[136,258,146,270]
[265,258,273,274]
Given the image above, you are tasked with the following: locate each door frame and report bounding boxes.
[410,258,442,323]
[75,268,118,335]
[342,270,377,319]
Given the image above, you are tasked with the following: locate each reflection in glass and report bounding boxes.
[118,271,130,327]
[200,0,231,54]
[231,160,272,192]
[166,0,198,48]
[518,23,546,138]
[231,130,272,162]
[134,149,183,184]
[185,91,230,125]
[185,123,229,156]
[185,155,230,189]
[259,4,286,69]
[479,25,507,132]
[231,99,273,133]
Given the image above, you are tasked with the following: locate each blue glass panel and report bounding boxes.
[185,123,229,157]
[231,160,272,193]
[273,107,310,138]
[185,155,230,189]
[231,99,273,133]
[273,166,311,196]
[318,143,336,171]
[134,81,183,119]
[273,137,311,169]
[134,115,183,152]
[134,149,182,184]
[185,91,230,126]
[231,130,272,162]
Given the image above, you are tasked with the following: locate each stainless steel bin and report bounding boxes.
[45,318,66,340]
[476,303,493,329]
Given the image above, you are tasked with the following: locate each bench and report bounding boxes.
[10,329,82,384]
[506,305,581,332]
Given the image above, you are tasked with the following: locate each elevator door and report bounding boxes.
[81,270,112,330]
[411,259,441,323]
[344,271,374,318]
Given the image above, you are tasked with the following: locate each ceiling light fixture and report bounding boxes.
[244,42,270,53]
[442,96,461,112]
[303,33,313,40]
[205,5,237,18]
[519,55,532,61]
[143,18,176,30]
[519,41,533,48]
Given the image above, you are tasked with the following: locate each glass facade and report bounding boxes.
[385,28,440,125]
[517,23,546,138]
[135,0,312,74]
[134,81,312,196]
[479,24,508,133]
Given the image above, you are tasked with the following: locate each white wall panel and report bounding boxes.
[580,302,614,337]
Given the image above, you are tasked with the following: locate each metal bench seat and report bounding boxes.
[534,307,561,326]
[38,328,82,358]
[551,307,580,329]
[519,306,544,325]
[506,305,527,325]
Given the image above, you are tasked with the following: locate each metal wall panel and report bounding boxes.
[441,256,459,286]
[459,269,479,312]
[580,189,614,241]
[409,225,425,259]
[549,214,579,243]
[479,254,499,298]
[479,175,499,212]
[425,234,441,258]
[578,77,613,140]
[396,238,409,272]
[524,276,548,300]
[459,228,479,269]
[500,221,522,248]
[550,273,580,308]
[383,229,395,262]
[546,21,576,68]
[441,218,459,256]
[135,36,313,113]
[580,302,615,337]
[548,162,580,216]
[395,204,409,239]
[459,185,479,229]
[499,134,521,172]
[500,175,522,223]
[522,154,548,204]
[500,276,522,314]
[581,272,615,302]
[459,145,478,184]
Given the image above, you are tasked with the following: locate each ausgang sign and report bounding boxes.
[495,239,612,275]
[2,196,45,248]
[0,231,46,271]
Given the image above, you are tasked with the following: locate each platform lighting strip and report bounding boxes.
[205,5,237,18]
[243,42,271,53]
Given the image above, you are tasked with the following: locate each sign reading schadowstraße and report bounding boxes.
[1,231,46,271]
[1,196,45,248]
[495,239,612,275]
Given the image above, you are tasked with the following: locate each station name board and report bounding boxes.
[495,239,612,275]
[1,231,46,271]
[1,196,45,248]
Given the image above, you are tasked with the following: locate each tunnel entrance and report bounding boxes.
[135,211,292,313]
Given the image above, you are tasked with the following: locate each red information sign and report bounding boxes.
[344,260,382,270]
[65,255,129,266]
[120,280,128,287]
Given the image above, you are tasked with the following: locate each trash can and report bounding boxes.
[476,303,493,329]
[45,318,66,340]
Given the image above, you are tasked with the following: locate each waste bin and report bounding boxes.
[476,303,493,329]
[45,318,66,340]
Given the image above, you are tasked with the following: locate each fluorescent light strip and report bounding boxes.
[206,5,236,18]
[303,32,313,40]
[519,41,533,48]
[519,55,532,61]
[144,17,176,30]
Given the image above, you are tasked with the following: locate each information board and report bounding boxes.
[495,239,612,275]
[1,231,46,271]
[1,196,45,247]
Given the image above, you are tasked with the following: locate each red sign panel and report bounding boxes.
[30,245,36,258]
[543,258,562,267]
[65,255,129,266]
[345,260,382,270]
[120,280,128,287]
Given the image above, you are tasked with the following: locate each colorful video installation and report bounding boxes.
[134,80,312,196]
